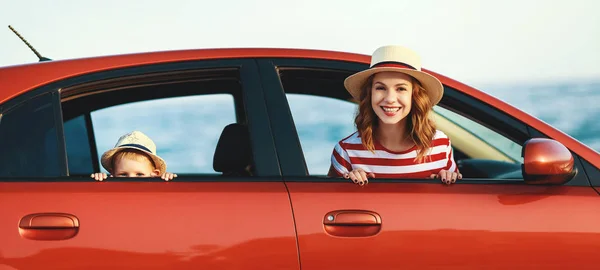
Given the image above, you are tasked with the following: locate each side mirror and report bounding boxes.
[522,138,576,185]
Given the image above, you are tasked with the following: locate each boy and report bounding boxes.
[91,131,177,181]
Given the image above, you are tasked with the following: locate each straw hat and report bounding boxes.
[100,131,167,174]
[344,45,444,105]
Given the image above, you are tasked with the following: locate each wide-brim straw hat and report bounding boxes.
[100,130,167,174]
[344,45,444,105]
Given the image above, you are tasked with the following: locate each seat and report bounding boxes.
[213,123,253,176]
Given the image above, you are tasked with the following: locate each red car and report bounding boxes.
[1,47,599,269]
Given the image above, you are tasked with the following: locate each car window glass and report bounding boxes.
[90,94,236,174]
[0,93,61,177]
[64,115,94,175]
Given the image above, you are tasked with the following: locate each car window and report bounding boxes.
[0,93,62,177]
[433,106,523,163]
[92,94,236,174]
[280,68,523,179]
[64,94,236,175]
[287,94,357,175]
[57,65,254,177]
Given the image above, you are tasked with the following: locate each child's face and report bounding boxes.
[113,156,160,177]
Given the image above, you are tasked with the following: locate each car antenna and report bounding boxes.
[8,25,52,62]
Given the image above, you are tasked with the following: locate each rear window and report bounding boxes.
[0,93,62,177]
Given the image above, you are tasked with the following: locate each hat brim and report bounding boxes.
[100,146,167,175]
[344,67,444,105]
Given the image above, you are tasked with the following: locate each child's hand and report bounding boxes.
[90,172,109,181]
[430,169,462,185]
[161,172,178,181]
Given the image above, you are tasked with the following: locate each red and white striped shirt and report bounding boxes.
[330,130,458,178]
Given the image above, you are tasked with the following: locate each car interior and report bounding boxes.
[432,111,523,179]
[213,123,253,176]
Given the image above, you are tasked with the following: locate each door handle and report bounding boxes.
[19,213,80,241]
[323,210,382,237]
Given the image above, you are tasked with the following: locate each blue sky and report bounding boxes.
[1,0,598,88]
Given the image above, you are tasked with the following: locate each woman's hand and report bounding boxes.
[343,168,375,186]
[430,169,462,185]
[161,172,178,181]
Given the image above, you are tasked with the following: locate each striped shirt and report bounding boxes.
[330,130,458,178]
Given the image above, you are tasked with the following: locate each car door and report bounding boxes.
[0,59,299,270]
[257,58,600,270]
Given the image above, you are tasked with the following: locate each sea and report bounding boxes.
[92,80,600,175]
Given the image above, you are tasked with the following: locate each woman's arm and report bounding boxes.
[327,164,339,177]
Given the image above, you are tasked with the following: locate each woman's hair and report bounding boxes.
[354,73,437,162]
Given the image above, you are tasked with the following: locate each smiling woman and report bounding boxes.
[327,45,461,185]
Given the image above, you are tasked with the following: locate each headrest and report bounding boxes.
[213,123,252,174]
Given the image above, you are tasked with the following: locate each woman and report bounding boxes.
[327,45,461,185]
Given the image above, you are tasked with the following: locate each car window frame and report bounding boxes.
[257,58,367,176]
[257,58,592,187]
[0,58,282,181]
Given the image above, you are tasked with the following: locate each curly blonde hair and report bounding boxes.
[354,74,437,163]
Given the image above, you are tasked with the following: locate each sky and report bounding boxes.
[0,0,599,88]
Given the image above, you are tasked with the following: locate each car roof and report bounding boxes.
[0,47,598,166]
[0,48,369,103]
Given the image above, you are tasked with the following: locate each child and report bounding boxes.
[91,131,177,181]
